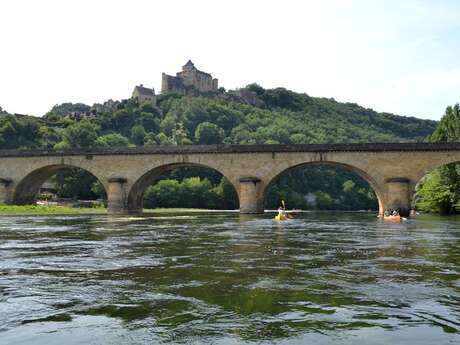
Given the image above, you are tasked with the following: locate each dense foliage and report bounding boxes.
[415,104,460,214]
[265,166,377,210]
[0,85,438,209]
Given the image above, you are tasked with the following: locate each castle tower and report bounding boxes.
[161,60,218,95]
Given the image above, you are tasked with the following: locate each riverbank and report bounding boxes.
[0,205,106,215]
[0,205,224,215]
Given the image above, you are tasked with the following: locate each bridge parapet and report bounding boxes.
[1,142,460,157]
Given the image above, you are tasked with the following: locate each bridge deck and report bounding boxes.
[0,143,459,157]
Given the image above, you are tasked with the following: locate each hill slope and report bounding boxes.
[0,85,438,210]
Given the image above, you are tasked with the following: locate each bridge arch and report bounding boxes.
[127,162,239,213]
[261,161,384,214]
[12,164,107,205]
[413,155,460,188]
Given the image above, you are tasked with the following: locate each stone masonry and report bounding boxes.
[0,143,459,216]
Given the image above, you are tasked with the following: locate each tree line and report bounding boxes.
[1,85,453,212]
[415,104,460,214]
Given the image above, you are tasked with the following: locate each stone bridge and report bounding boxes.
[0,143,459,216]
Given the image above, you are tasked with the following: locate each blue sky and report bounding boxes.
[0,0,458,120]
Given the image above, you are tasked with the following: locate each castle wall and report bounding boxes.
[162,62,218,94]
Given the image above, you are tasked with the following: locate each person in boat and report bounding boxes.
[278,206,287,217]
[384,210,390,217]
[392,209,399,216]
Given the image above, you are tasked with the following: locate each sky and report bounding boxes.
[0,0,459,120]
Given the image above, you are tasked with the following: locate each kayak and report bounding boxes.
[274,214,294,221]
[383,215,401,222]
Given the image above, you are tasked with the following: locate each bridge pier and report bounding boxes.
[107,177,128,214]
[238,176,264,214]
[385,177,411,216]
[0,178,13,204]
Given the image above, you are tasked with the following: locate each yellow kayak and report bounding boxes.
[274,214,294,221]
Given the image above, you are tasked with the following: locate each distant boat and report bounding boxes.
[274,200,295,221]
[274,213,294,221]
[383,215,401,222]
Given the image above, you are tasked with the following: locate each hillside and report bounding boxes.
[0,84,436,149]
[0,85,438,210]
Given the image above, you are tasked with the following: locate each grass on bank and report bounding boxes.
[0,204,107,214]
[0,204,221,215]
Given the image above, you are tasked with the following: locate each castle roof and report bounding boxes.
[184,59,195,67]
[181,60,213,77]
[134,84,155,96]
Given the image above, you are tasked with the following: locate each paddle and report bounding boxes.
[282,200,294,219]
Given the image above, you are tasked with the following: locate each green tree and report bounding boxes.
[315,191,333,209]
[55,121,98,148]
[155,133,173,145]
[342,180,355,192]
[130,125,146,146]
[290,133,308,144]
[416,170,453,213]
[172,123,192,145]
[95,133,130,148]
[0,121,17,148]
[416,104,460,214]
[139,112,160,132]
[113,109,134,134]
[144,179,182,208]
[144,132,158,146]
[45,103,90,118]
[51,168,100,200]
[430,104,460,142]
[38,126,60,148]
[213,177,238,209]
[160,114,178,136]
[195,122,225,144]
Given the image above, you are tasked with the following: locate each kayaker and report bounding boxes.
[278,206,287,217]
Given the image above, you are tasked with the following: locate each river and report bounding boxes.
[0,212,459,344]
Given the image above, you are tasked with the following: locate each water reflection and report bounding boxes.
[0,212,459,344]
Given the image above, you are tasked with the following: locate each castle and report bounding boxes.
[161,60,218,95]
[131,60,262,108]
[131,84,156,104]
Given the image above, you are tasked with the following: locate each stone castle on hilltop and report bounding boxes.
[130,60,262,108]
[131,60,218,104]
[161,60,218,95]
[41,60,259,122]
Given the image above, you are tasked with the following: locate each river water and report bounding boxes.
[0,212,459,344]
